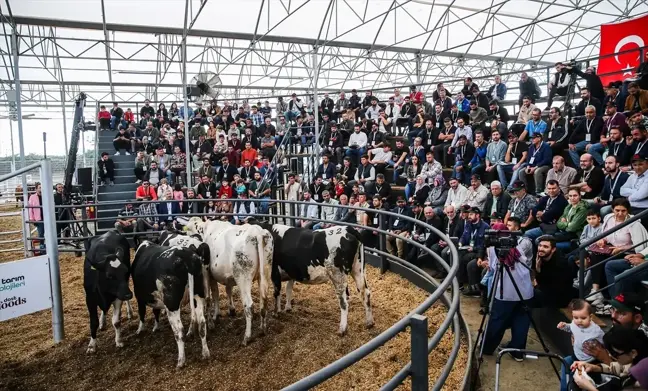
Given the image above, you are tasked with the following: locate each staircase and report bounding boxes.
[95,130,138,233]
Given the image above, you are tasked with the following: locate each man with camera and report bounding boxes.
[481,217,534,362]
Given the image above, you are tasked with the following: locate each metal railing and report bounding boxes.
[20,197,471,390]
[567,208,648,299]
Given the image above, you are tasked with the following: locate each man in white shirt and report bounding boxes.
[368,145,393,175]
[345,125,368,163]
[620,154,648,226]
[421,151,443,183]
[466,174,489,210]
[365,97,381,121]
[297,190,319,229]
[444,177,469,211]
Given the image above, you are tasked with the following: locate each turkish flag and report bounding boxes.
[598,15,648,85]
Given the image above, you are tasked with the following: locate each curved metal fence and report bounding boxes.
[20,198,472,390]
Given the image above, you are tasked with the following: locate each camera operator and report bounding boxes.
[481,217,534,361]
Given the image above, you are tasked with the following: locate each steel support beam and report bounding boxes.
[99,0,114,101]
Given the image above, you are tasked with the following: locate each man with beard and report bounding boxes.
[430,206,463,277]
[620,154,648,226]
[545,107,569,157]
[589,102,629,166]
[594,155,629,216]
[519,107,547,142]
[457,207,489,296]
[407,206,443,267]
[574,87,603,117]
[625,82,648,115]
[545,155,577,195]
[533,235,575,308]
[568,105,604,167]
[482,181,511,222]
[434,118,456,168]
[569,153,604,200]
[519,133,552,195]
[622,125,648,170]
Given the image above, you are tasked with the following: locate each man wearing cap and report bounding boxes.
[457,206,489,295]
[519,132,552,195]
[482,181,511,222]
[620,154,648,225]
[465,174,489,211]
[386,197,414,259]
[504,181,537,229]
[589,102,629,166]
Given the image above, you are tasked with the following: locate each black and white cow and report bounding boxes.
[83,230,132,354]
[132,242,210,368]
[258,223,374,336]
[185,217,274,346]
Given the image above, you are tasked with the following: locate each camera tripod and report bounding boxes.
[471,247,561,389]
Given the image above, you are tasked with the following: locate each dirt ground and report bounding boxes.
[0,212,468,391]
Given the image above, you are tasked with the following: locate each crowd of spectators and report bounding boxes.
[96,68,648,385]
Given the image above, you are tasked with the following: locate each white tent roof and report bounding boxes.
[1,0,647,110]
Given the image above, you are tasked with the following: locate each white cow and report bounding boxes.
[185,217,274,346]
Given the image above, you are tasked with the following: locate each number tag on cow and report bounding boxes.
[393,219,399,227]
[585,134,591,142]
[373,217,378,225]
[529,157,535,165]
[511,158,518,165]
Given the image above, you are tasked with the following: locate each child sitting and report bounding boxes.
[556,299,605,391]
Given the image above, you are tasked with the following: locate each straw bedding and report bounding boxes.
[0,212,466,391]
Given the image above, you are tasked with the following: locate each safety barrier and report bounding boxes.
[20,197,472,390]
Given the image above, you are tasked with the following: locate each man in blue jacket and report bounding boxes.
[518,133,552,195]
[459,206,490,295]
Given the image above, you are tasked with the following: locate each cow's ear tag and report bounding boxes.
[183,226,189,232]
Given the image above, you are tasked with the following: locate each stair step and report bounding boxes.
[98,191,136,202]
[108,154,137,162]
[109,175,137,185]
[98,183,138,193]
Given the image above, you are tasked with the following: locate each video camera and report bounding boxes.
[484,229,524,259]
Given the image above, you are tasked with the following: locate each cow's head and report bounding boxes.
[188,242,211,266]
[185,217,204,236]
[90,248,133,301]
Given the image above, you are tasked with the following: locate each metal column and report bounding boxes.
[39,159,65,343]
[312,48,320,157]
[9,120,16,171]
[182,0,192,187]
[60,87,69,155]
[12,31,31,257]
[415,52,422,85]
[410,314,429,391]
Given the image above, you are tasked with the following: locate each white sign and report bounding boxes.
[0,255,52,322]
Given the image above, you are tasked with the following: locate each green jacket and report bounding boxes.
[556,200,588,234]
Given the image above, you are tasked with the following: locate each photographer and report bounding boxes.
[481,217,534,362]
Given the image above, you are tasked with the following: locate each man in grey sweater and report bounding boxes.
[484,129,507,183]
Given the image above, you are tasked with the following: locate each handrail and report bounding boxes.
[92,101,100,233]
[16,197,468,390]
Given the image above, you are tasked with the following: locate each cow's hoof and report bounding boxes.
[241,337,249,347]
[202,349,211,360]
[338,328,347,337]
[176,360,185,369]
[366,319,375,329]
[115,341,124,348]
[284,306,292,313]
[86,346,96,354]
[228,308,236,317]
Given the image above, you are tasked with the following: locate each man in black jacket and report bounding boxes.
[196,175,217,199]
[481,181,511,222]
[216,156,238,185]
[110,102,124,130]
[322,123,344,165]
[534,235,576,308]
[97,152,115,186]
[386,197,414,259]
[518,72,542,106]
[407,206,443,267]
[568,105,604,167]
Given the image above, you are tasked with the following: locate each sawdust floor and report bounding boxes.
[0,211,468,391]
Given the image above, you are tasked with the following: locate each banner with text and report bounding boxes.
[0,255,52,321]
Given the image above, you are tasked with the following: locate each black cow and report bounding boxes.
[132,242,209,368]
[83,230,132,354]
[257,223,374,336]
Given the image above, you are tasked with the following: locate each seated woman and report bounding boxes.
[587,198,648,313]
[552,188,589,252]
[425,175,448,215]
[408,175,430,206]
[216,194,233,222]
[203,200,218,221]
[403,155,422,200]
[156,178,171,200]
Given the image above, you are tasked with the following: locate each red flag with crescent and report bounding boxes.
[598,15,648,85]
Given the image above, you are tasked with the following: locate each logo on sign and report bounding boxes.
[1,296,27,310]
[0,275,25,292]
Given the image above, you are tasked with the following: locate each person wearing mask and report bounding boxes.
[519,133,552,195]
[97,152,115,186]
[144,161,165,187]
[452,134,476,185]
[484,129,506,183]
[504,181,537,229]
[569,105,605,167]
[589,102,629,166]
[520,108,547,142]
[594,155,630,217]
[569,153,605,200]
[534,235,575,308]
[465,174,489,211]
[424,175,448,215]
[458,206,490,296]
[487,75,507,101]
[482,181,511,222]
[524,179,568,240]
[386,197,414,259]
[620,154,648,225]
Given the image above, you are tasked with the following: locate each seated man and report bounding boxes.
[322,123,344,165]
[296,190,319,229]
[620,154,648,227]
[545,156,577,196]
[388,139,409,183]
[313,190,339,230]
[144,161,165,187]
[135,180,157,201]
[452,134,475,185]
[169,146,187,186]
[353,155,376,189]
[524,179,567,241]
[112,127,132,155]
[196,175,217,199]
[97,152,115,186]
[316,154,336,183]
[114,201,138,234]
[569,153,605,201]
[518,133,552,195]
[458,206,489,296]
[386,196,414,259]
[136,196,160,241]
[465,174,488,211]
[504,181,537,230]
[497,132,528,191]
[368,144,393,175]
[366,174,392,207]
[248,171,272,215]
[568,105,604,167]
[345,125,368,163]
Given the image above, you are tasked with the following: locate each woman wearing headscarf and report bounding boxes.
[410,175,430,205]
[425,175,449,215]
